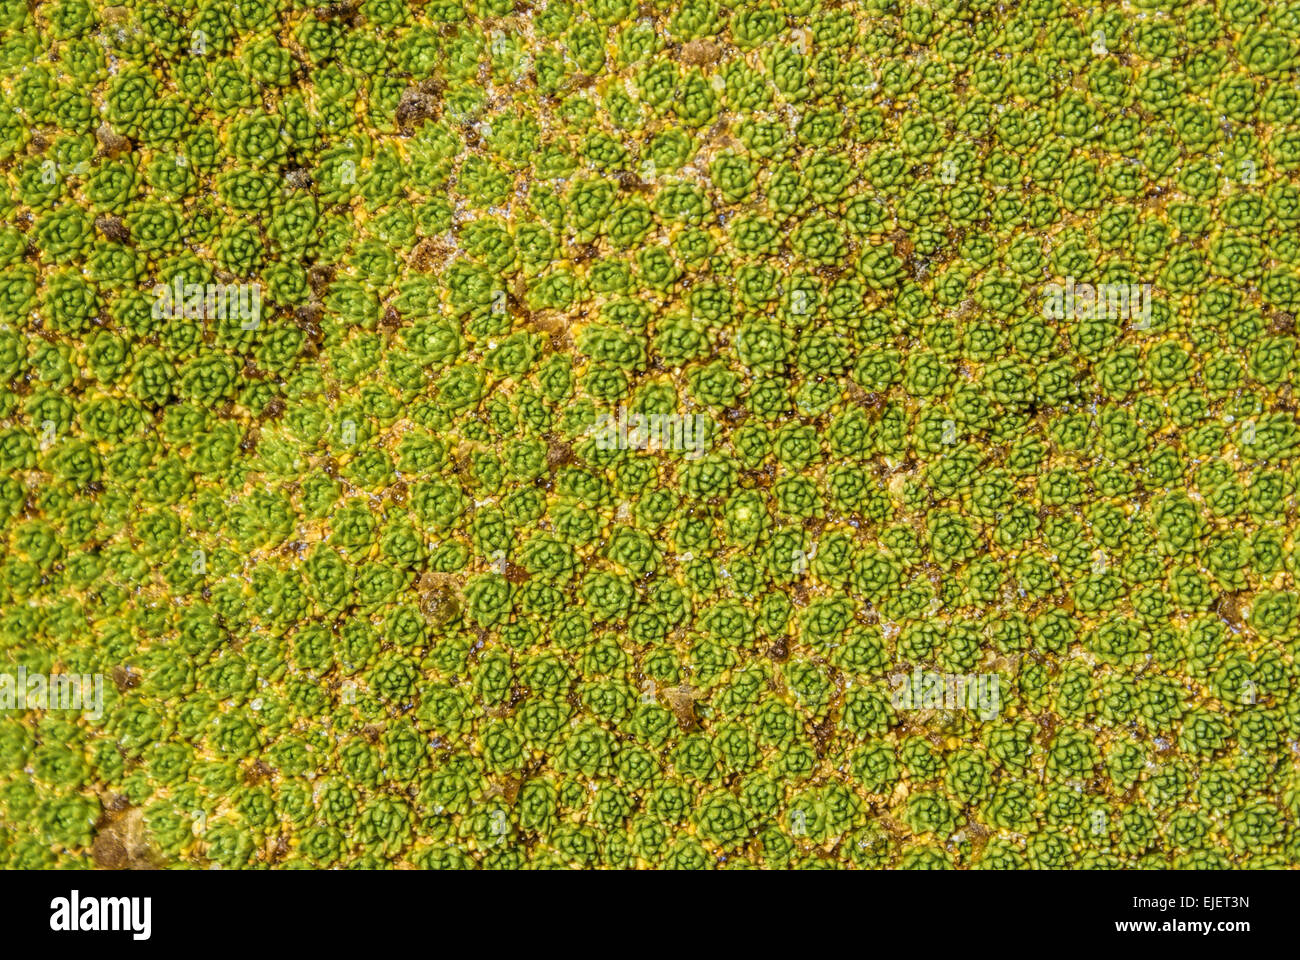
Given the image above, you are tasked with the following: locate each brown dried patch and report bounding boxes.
[307,264,335,297]
[661,684,701,732]
[680,39,720,66]
[962,817,991,861]
[546,440,573,472]
[886,229,915,263]
[1214,591,1244,630]
[94,215,130,243]
[244,760,275,785]
[410,236,456,274]
[396,80,443,127]
[704,122,738,152]
[315,0,360,24]
[1036,710,1059,748]
[488,776,522,805]
[95,124,131,157]
[768,637,789,662]
[294,301,324,329]
[91,807,159,870]
[811,715,835,757]
[615,170,652,194]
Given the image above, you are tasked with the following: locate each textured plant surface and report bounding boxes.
[2,0,1300,870]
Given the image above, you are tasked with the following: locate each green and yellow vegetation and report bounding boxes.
[1,0,1299,869]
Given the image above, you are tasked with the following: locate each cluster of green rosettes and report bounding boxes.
[2,0,1300,869]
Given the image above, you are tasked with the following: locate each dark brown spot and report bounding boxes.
[811,715,835,757]
[307,265,335,297]
[110,666,139,693]
[395,80,442,127]
[94,215,130,243]
[314,0,360,24]
[1214,592,1244,630]
[546,440,573,472]
[244,760,275,785]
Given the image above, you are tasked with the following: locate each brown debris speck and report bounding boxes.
[314,0,360,24]
[811,715,835,757]
[680,39,721,66]
[307,265,335,297]
[94,215,130,243]
[396,80,443,127]
[546,440,573,472]
[285,166,312,190]
[245,760,275,785]
[1214,592,1244,630]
